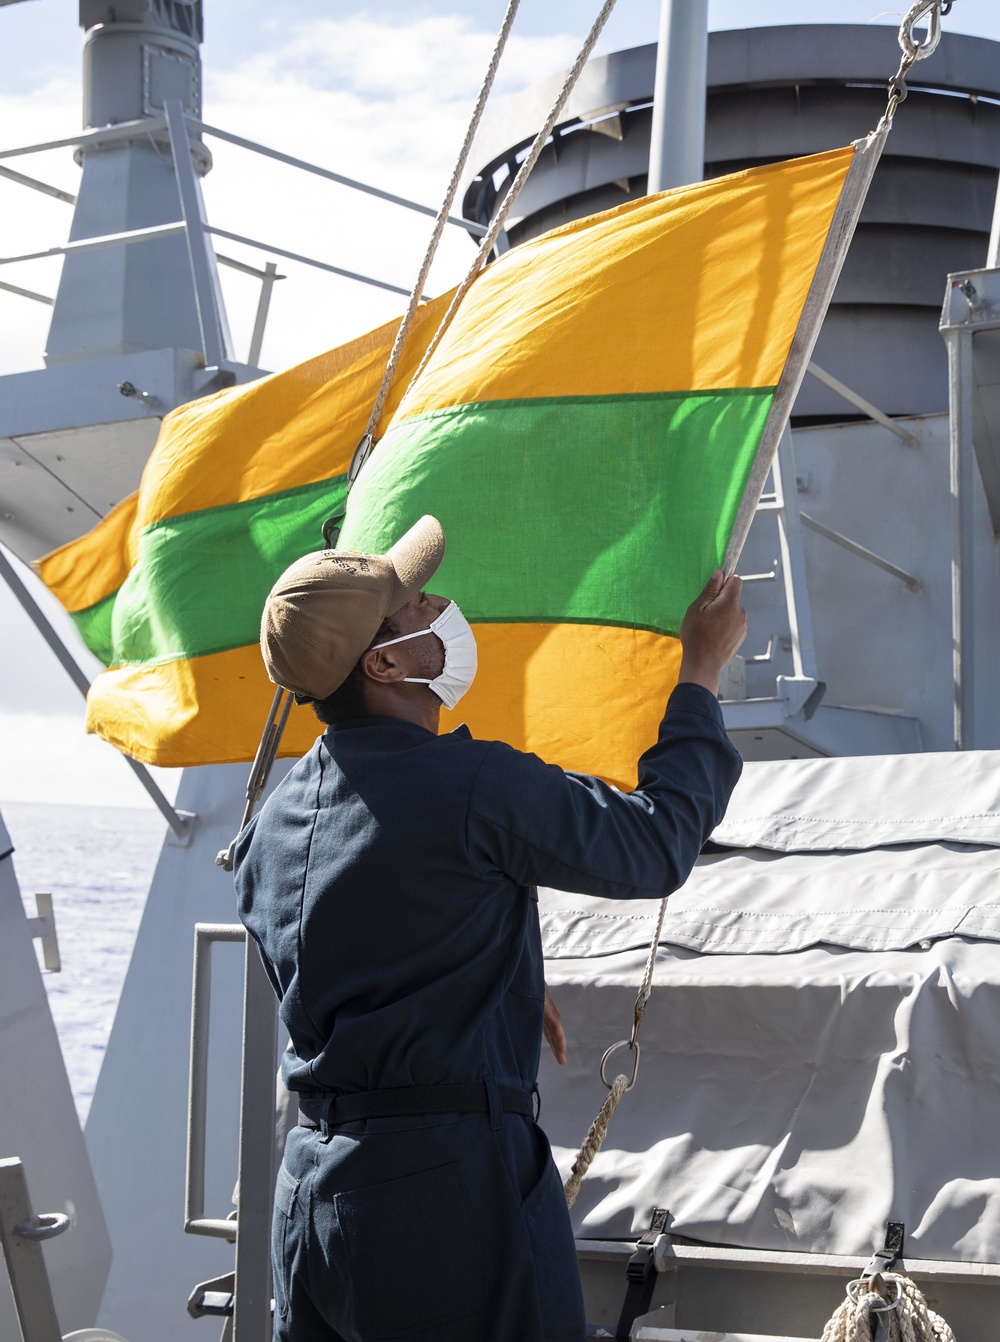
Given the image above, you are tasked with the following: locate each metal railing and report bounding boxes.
[185,923,245,1241]
[187,923,280,1342]
[0,105,483,366]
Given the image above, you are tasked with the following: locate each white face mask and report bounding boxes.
[370,601,478,710]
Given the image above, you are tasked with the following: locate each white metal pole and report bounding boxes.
[987,169,1000,269]
[647,0,708,194]
[946,327,976,749]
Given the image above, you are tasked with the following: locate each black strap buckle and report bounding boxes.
[615,1208,670,1340]
[863,1221,905,1279]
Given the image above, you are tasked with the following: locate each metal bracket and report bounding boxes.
[187,1269,235,1319]
[24,892,60,972]
[863,1221,905,1278]
[776,674,826,720]
[615,1208,672,1341]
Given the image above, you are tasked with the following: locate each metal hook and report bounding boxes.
[899,0,942,63]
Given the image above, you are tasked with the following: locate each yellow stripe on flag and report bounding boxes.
[440,624,684,791]
[398,148,854,418]
[38,492,138,614]
[136,292,452,528]
[84,645,322,767]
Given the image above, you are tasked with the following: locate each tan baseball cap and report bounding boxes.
[260,515,446,701]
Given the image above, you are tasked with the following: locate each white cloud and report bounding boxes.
[200,13,581,366]
[0,77,82,375]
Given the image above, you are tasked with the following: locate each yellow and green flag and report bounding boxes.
[38,137,880,781]
[340,142,873,786]
[36,296,452,766]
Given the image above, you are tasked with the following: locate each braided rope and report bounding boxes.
[405,0,620,401]
[820,1274,955,1342]
[564,896,668,1207]
[564,1073,628,1209]
[360,0,522,448]
[636,895,669,1019]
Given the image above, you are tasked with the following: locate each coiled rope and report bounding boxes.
[820,1273,954,1342]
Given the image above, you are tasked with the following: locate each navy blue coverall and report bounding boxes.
[234,681,741,1342]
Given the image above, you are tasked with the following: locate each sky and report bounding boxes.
[1,0,999,805]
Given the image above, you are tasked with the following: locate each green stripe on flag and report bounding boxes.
[71,591,119,665]
[340,389,772,636]
[103,475,347,666]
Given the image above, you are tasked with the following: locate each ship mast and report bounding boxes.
[647,0,708,193]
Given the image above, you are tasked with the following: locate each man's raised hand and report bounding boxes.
[677,569,748,697]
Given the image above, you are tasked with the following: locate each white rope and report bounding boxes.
[564,1074,628,1209]
[564,895,668,1207]
[357,0,523,455]
[820,1273,955,1342]
[349,0,622,495]
[408,0,620,398]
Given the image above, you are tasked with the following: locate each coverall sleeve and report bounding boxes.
[466,682,741,900]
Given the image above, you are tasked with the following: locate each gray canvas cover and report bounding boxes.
[538,750,1000,1264]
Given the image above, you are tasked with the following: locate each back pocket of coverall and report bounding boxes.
[333,1161,486,1337]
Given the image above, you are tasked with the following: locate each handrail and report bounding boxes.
[0,163,75,203]
[0,219,419,300]
[186,923,245,1242]
[190,117,487,238]
[0,116,169,160]
[0,112,485,236]
[0,222,186,267]
[0,278,52,305]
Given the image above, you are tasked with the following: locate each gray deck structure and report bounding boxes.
[462,26,1000,423]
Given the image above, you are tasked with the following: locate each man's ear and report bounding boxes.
[359,645,407,686]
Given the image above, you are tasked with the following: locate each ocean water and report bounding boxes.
[3,800,167,1123]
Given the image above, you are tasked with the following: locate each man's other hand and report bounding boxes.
[678,570,747,697]
[543,985,566,1065]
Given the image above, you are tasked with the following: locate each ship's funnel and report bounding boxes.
[0,0,259,567]
[46,1,225,365]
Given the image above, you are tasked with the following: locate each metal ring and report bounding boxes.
[15,1212,70,1242]
[599,1039,640,1092]
[846,1277,904,1311]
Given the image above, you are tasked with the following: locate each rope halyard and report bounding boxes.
[564,895,668,1207]
[346,0,524,493]
[820,1273,955,1342]
[339,0,621,524]
[408,0,620,397]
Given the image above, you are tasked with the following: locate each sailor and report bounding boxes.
[234,514,746,1342]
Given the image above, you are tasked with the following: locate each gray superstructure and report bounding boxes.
[463,25,1000,421]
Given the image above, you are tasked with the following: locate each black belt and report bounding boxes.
[297,1081,536,1134]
